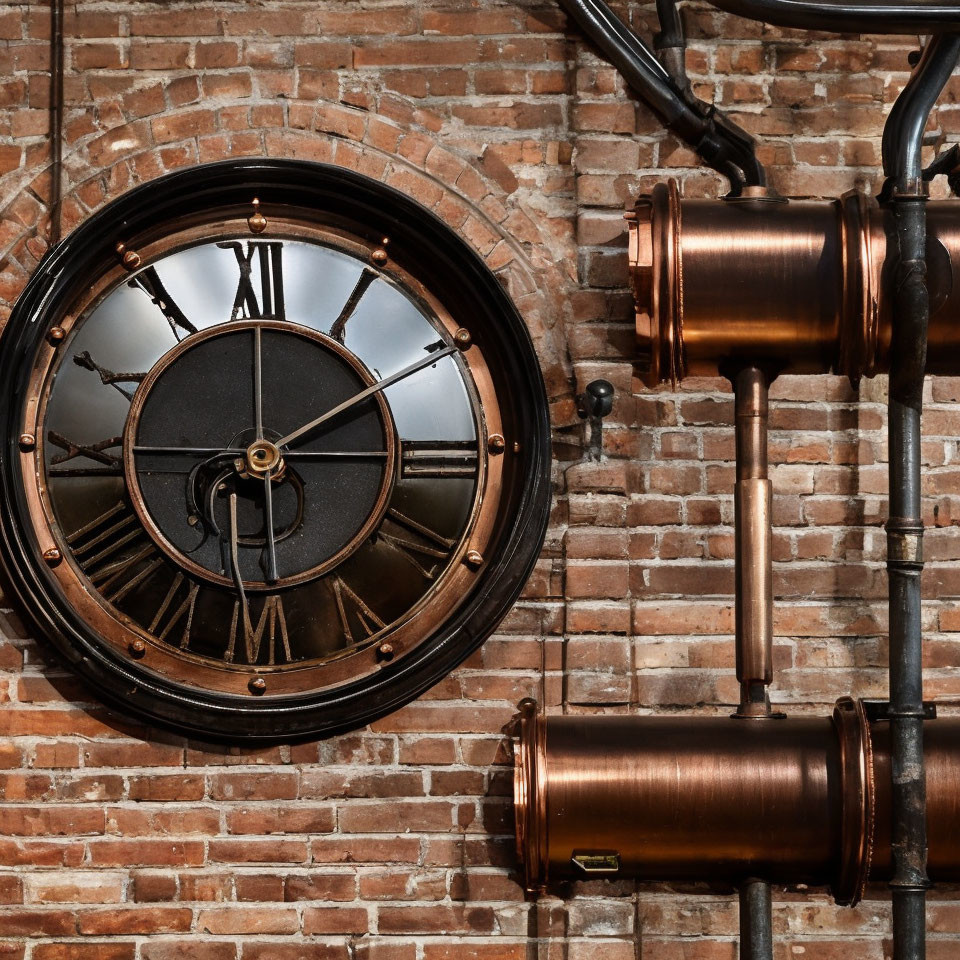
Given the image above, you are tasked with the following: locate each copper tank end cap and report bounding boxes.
[626,190,665,389]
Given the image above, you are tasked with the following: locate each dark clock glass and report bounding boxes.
[0,159,550,739]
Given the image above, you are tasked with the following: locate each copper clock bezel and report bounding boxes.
[21,214,503,699]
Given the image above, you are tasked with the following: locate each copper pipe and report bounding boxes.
[733,366,774,718]
[628,182,960,387]
[732,365,776,958]
[514,699,960,901]
[516,706,838,889]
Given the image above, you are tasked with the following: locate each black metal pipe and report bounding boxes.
[48,0,64,248]
[739,879,773,960]
[707,0,960,34]
[882,34,960,960]
[655,0,685,51]
[557,0,764,193]
[558,0,695,132]
[883,36,960,193]
[654,0,692,98]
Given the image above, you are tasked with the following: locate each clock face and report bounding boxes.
[0,160,551,739]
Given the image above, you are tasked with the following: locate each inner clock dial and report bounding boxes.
[124,321,396,590]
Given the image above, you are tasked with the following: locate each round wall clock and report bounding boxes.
[0,159,551,740]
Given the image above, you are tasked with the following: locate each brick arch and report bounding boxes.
[0,97,576,423]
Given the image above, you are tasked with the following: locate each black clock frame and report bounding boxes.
[0,158,552,742]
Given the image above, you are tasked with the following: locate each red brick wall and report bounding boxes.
[0,2,958,957]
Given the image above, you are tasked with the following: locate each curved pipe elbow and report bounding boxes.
[883,34,960,184]
[556,0,693,127]
[708,0,960,35]
[557,0,765,192]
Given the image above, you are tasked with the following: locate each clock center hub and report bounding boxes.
[244,439,283,477]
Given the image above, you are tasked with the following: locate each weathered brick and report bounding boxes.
[0,7,950,958]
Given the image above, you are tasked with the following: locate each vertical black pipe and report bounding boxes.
[882,34,960,960]
[887,345,928,960]
[739,879,773,960]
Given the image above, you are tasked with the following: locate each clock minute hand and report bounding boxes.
[254,325,265,441]
[253,325,279,584]
[276,344,457,449]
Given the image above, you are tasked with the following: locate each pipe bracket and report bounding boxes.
[863,700,937,722]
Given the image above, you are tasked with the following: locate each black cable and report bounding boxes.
[48,0,65,248]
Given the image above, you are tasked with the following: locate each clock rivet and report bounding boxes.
[513,441,522,454]
[48,326,65,344]
[488,434,505,454]
[454,328,472,350]
[371,246,389,265]
[377,642,395,663]
[465,549,483,569]
[42,547,61,566]
[248,677,267,695]
[115,243,141,271]
[18,433,35,451]
[248,198,267,235]
[128,640,146,659]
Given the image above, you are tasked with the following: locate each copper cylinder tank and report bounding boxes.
[628,181,960,386]
[514,700,960,905]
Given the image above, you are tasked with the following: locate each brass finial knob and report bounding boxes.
[115,242,141,271]
[248,198,267,235]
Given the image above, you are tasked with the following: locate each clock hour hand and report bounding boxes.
[227,492,255,647]
[276,343,457,449]
[261,471,278,584]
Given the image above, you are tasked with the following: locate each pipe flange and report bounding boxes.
[629,180,682,387]
[514,698,547,893]
[832,696,876,906]
[839,191,883,385]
